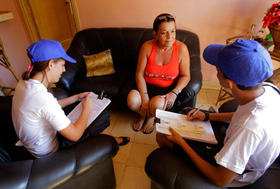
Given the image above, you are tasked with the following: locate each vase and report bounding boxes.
[269,24,280,58]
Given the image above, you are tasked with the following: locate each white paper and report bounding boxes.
[156,109,218,144]
[67,92,111,127]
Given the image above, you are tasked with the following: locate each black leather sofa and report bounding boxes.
[145,100,280,189]
[0,96,119,189]
[56,28,202,110]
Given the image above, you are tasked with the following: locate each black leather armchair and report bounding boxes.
[145,100,280,189]
[0,96,119,189]
[56,28,202,109]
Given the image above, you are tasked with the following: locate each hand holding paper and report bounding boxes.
[167,127,185,146]
[155,109,217,144]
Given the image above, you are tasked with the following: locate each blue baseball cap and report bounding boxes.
[27,39,76,63]
[203,39,273,87]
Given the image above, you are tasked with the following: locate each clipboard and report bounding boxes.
[155,109,218,144]
[67,92,111,127]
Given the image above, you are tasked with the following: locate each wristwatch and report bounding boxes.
[203,112,209,121]
[176,89,182,94]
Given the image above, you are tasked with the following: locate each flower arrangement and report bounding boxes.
[263,2,280,27]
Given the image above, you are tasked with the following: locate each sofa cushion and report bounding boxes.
[84,49,116,77]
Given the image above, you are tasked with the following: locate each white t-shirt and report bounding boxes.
[215,85,280,187]
[12,79,71,158]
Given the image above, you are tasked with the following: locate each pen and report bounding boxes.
[190,105,204,117]
[79,97,86,101]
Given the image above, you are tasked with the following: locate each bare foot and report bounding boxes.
[132,116,145,132]
[142,117,154,134]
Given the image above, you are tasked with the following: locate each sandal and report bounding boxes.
[118,136,130,146]
[143,123,154,134]
[142,117,154,134]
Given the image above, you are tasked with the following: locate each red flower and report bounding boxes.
[263,2,280,27]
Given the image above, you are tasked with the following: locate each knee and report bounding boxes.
[150,96,165,114]
[127,90,141,110]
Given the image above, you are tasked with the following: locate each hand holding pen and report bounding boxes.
[77,92,93,109]
[187,105,205,121]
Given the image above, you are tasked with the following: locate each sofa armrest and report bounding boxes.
[0,160,33,189]
[187,55,202,94]
[145,148,220,189]
[240,163,280,189]
[218,99,238,113]
[174,55,202,110]
[0,135,119,189]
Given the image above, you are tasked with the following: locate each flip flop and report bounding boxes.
[143,124,154,134]
[132,117,144,132]
[118,136,130,146]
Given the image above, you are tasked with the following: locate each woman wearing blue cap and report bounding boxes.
[12,39,129,158]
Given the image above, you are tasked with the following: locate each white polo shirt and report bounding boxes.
[12,79,71,158]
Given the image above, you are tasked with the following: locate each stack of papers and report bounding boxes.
[67,92,111,127]
[155,109,218,144]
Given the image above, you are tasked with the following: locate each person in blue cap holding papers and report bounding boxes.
[12,39,129,159]
[156,39,280,187]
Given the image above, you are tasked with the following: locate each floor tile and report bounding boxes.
[113,161,126,187]
[118,166,151,189]
[206,90,219,106]
[110,111,137,142]
[196,91,208,105]
[113,142,133,164]
[126,143,158,168]
[134,129,158,146]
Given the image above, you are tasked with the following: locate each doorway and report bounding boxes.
[18,0,80,50]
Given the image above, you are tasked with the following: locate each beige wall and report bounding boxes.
[76,0,275,87]
[0,0,276,88]
[0,0,31,87]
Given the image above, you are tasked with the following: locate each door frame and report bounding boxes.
[17,0,81,43]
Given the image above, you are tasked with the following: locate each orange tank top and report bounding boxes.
[144,40,179,87]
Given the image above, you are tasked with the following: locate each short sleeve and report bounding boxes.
[41,96,71,131]
[215,128,261,174]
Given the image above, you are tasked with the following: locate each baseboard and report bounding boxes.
[202,81,220,90]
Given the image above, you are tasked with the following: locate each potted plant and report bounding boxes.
[263,2,280,57]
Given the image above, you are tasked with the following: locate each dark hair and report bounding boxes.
[153,13,176,32]
[22,53,63,80]
[220,70,261,91]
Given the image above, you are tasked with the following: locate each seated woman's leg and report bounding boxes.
[127,89,142,113]
[142,96,165,134]
[127,89,146,131]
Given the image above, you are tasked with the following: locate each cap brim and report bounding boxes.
[203,44,225,67]
[63,55,77,63]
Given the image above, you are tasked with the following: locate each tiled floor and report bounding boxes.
[108,88,220,189]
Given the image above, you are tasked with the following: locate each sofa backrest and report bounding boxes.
[58,27,201,91]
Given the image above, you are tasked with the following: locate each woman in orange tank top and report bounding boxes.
[127,13,190,134]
